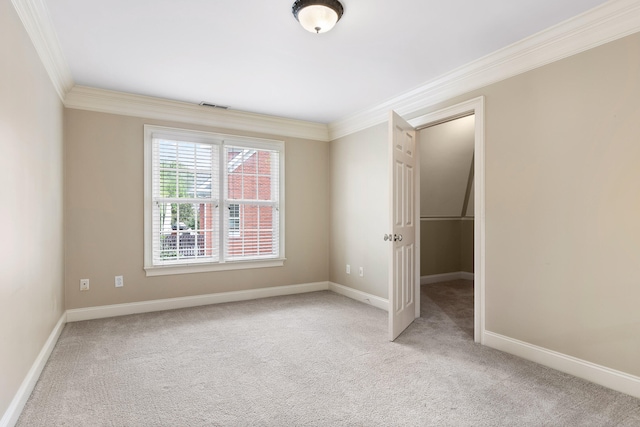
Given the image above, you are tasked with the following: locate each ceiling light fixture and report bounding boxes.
[292,0,344,34]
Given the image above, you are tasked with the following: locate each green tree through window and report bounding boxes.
[159,162,196,231]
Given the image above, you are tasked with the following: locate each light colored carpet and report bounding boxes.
[17,281,640,426]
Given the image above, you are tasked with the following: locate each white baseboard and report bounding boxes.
[484,331,640,399]
[0,312,66,427]
[328,282,389,312]
[420,271,474,285]
[66,282,330,322]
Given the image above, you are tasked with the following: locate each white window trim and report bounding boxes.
[144,125,286,276]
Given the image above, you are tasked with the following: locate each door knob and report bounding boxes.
[384,234,391,241]
[394,234,403,242]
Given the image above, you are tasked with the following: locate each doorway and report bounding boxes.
[418,113,475,338]
[410,97,485,344]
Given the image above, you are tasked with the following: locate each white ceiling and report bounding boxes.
[45,0,608,124]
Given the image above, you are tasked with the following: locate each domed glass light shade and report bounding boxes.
[292,0,344,34]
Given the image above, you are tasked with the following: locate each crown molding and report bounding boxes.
[15,0,640,141]
[328,0,640,140]
[65,86,330,141]
[11,0,74,101]
[11,0,327,141]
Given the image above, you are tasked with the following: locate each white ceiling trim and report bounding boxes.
[328,0,640,140]
[65,86,330,141]
[11,0,73,101]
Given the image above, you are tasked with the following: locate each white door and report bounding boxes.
[388,111,417,341]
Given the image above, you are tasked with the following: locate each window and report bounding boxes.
[144,125,284,276]
[228,203,240,236]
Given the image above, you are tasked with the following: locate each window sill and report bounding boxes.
[144,258,286,277]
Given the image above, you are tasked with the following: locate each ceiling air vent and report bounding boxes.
[199,102,229,109]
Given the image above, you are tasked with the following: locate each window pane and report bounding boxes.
[258,175,271,201]
[152,136,220,265]
[196,173,212,198]
[158,140,177,165]
[223,145,279,261]
[227,148,244,173]
[243,174,257,200]
[157,139,216,200]
[159,168,177,198]
[259,151,276,201]
[226,147,277,202]
[154,201,218,264]
[178,170,195,198]
[242,150,257,174]
[177,143,195,169]
[225,204,278,260]
[195,145,212,169]
[228,172,242,199]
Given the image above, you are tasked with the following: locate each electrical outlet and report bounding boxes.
[346,264,351,274]
[359,267,364,277]
[80,279,89,291]
[115,275,124,288]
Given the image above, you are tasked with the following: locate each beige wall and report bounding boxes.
[409,32,640,376]
[420,220,461,275]
[328,123,389,299]
[419,115,475,217]
[0,0,65,418]
[64,109,329,309]
[419,219,474,276]
[418,116,475,277]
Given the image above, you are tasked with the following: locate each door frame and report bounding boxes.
[408,96,486,344]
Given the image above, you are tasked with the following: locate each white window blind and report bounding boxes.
[224,146,280,261]
[144,125,284,275]
[152,138,219,265]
